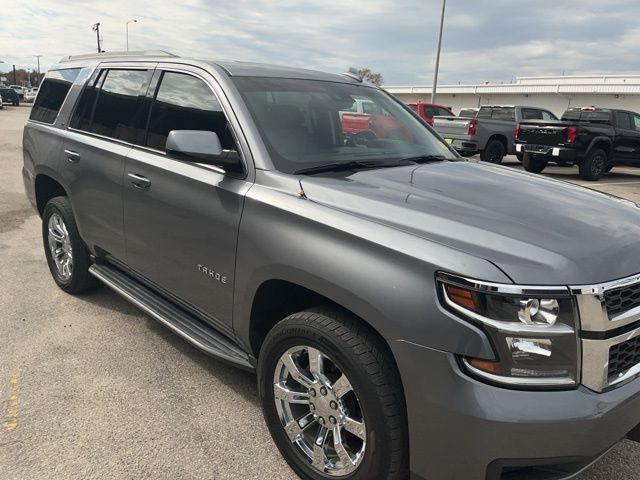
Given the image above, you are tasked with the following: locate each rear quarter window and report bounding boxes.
[29,68,81,124]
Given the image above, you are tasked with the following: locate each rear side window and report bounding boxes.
[477,107,492,119]
[29,68,81,124]
[146,71,236,151]
[615,112,632,130]
[491,107,515,121]
[70,69,105,132]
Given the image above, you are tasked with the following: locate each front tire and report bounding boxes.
[579,149,607,181]
[258,307,408,480]
[523,153,548,174]
[480,139,506,164]
[42,196,97,293]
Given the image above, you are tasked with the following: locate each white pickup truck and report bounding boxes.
[433,105,558,163]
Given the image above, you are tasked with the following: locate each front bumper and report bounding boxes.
[515,143,578,162]
[391,339,640,480]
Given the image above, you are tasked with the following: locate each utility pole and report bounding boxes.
[92,23,102,53]
[126,19,137,51]
[34,55,42,86]
[13,64,17,85]
[431,0,447,104]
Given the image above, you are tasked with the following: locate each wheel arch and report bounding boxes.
[35,173,68,216]
[586,137,612,156]
[485,134,508,151]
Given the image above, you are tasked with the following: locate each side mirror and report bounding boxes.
[166,130,242,172]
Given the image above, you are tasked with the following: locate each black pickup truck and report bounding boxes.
[515,107,640,180]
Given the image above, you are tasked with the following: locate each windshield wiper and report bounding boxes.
[396,154,451,164]
[293,160,409,175]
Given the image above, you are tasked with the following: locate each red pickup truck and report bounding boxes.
[406,102,454,126]
[340,98,410,143]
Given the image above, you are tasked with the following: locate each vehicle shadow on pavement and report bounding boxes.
[78,285,262,407]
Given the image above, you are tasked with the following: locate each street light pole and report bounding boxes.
[431,0,447,104]
[126,19,137,51]
[34,55,42,86]
[92,23,102,53]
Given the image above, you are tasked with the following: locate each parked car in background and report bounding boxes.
[0,95,3,110]
[433,105,558,163]
[9,84,25,99]
[0,87,20,106]
[515,106,640,180]
[406,102,454,126]
[458,107,478,118]
[341,97,409,143]
[24,87,39,103]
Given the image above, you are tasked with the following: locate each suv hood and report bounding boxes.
[300,161,640,285]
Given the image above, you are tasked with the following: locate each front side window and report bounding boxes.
[146,71,235,152]
[30,68,81,124]
[233,76,456,174]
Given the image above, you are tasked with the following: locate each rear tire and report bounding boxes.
[515,152,524,162]
[523,153,548,174]
[42,196,97,294]
[258,307,408,480]
[579,149,607,181]
[480,139,506,164]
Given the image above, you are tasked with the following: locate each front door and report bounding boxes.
[123,67,250,331]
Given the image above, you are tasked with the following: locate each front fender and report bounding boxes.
[233,175,508,361]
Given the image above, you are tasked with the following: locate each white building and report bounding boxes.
[386,75,640,117]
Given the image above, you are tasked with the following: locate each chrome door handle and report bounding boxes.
[128,173,151,190]
[64,149,80,163]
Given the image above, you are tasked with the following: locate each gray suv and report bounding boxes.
[23,51,640,480]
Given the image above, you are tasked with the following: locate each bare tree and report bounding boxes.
[349,67,384,86]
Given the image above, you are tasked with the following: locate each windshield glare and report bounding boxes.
[233,77,456,174]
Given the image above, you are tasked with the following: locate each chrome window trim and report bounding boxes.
[436,272,570,297]
[581,325,640,392]
[461,358,576,387]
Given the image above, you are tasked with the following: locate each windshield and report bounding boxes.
[233,77,456,174]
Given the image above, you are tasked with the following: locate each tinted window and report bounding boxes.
[634,115,640,130]
[423,106,435,118]
[491,107,515,121]
[436,107,453,117]
[615,112,632,130]
[477,107,492,119]
[407,104,418,112]
[459,109,477,118]
[146,71,235,151]
[362,101,383,115]
[521,108,542,120]
[29,68,80,124]
[70,69,105,132]
[88,69,151,142]
[584,111,611,124]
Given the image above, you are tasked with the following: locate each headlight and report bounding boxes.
[437,273,579,389]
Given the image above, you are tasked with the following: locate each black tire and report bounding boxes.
[523,153,548,174]
[459,151,475,158]
[480,139,506,163]
[258,307,408,480]
[42,196,97,293]
[605,164,614,173]
[579,148,607,181]
[515,152,524,162]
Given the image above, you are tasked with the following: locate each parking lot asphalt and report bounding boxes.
[1,105,639,479]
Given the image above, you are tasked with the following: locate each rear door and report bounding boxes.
[123,65,251,332]
[62,65,154,262]
[612,111,639,162]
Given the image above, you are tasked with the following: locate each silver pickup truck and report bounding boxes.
[433,105,558,163]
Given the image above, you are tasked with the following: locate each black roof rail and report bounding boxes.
[59,50,177,62]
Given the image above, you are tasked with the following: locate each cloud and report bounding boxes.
[1,0,640,85]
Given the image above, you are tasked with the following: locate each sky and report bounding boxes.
[1,0,640,86]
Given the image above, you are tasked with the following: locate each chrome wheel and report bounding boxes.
[47,212,73,280]
[273,346,366,477]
